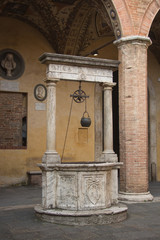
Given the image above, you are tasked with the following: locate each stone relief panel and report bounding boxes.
[56,173,77,210]
[79,173,107,210]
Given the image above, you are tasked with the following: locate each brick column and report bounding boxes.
[42,78,61,164]
[114,36,153,201]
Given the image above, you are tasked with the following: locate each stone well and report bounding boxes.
[34,53,127,225]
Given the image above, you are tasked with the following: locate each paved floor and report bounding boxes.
[0,182,160,240]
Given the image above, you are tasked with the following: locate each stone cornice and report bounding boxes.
[39,53,120,70]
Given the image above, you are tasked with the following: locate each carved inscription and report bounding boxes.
[48,64,112,82]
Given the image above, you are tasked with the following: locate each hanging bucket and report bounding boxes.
[81,111,91,127]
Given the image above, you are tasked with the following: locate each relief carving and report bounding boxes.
[57,174,77,209]
[87,179,101,205]
[0,49,25,80]
[1,53,16,77]
[81,173,107,209]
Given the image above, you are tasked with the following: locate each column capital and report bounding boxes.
[44,78,60,85]
[102,82,116,90]
[114,35,152,48]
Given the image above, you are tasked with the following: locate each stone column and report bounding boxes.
[101,82,117,162]
[114,36,153,201]
[42,78,60,164]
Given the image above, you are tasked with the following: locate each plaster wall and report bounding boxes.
[148,50,160,181]
[0,17,52,186]
[56,80,95,163]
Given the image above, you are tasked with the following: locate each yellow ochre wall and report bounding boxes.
[0,17,52,186]
[56,80,95,162]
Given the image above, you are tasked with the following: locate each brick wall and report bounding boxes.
[0,92,27,149]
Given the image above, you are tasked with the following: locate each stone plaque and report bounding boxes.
[0,80,19,91]
[35,102,46,111]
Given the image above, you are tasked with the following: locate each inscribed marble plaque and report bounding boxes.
[35,102,46,111]
[0,80,19,91]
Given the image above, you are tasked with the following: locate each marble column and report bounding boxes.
[42,78,60,164]
[114,36,153,201]
[101,82,117,162]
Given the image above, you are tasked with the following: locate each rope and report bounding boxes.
[61,97,74,161]
[85,98,87,112]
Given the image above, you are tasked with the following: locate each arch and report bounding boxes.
[111,0,134,36]
[139,0,160,36]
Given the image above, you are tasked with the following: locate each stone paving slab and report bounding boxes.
[0,183,160,240]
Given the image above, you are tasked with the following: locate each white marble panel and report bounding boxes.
[47,64,112,83]
[79,173,107,210]
[42,171,56,208]
[56,173,77,210]
[0,80,19,91]
[35,102,46,111]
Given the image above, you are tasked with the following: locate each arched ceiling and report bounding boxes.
[149,10,160,64]
[0,0,115,55]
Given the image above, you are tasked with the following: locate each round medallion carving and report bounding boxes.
[116,29,121,38]
[110,10,116,19]
[34,84,47,101]
[0,49,25,80]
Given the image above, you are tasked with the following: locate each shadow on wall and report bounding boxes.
[26,157,42,186]
[26,157,42,169]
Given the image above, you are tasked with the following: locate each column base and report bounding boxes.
[35,203,127,226]
[119,191,153,202]
[99,152,118,163]
[42,151,61,164]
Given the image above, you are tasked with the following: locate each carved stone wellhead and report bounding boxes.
[35,53,127,225]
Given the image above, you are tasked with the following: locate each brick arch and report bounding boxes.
[139,0,160,36]
[111,0,134,36]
